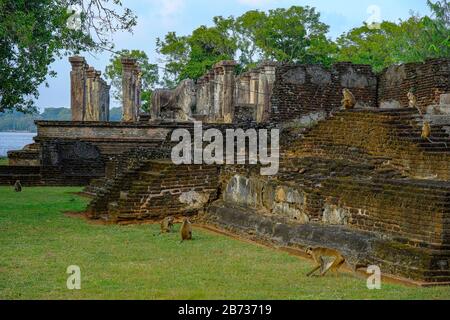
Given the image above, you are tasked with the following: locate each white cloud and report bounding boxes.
[157,0,186,27]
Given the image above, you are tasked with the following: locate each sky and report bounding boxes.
[35,0,432,111]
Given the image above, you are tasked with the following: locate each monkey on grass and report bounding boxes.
[180,217,193,243]
[305,247,346,277]
[14,180,22,193]
[160,216,174,234]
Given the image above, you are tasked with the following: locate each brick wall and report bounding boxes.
[270,63,378,124]
[378,58,450,110]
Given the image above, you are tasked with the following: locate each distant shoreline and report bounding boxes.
[0,131,36,134]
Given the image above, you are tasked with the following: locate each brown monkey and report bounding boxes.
[305,247,346,277]
[408,91,424,115]
[421,121,431,139]
[180,217,192,243]
[421,121,448,148]
[342,88,356,110]
[14,180,22,193]
[160,216,174,234]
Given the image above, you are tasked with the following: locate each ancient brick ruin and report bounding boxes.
[69,56,111,122]
[1,57,450,285]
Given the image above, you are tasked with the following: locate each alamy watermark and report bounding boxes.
[67,6,82,31]
[366,5,382,30]
[171,122,280,176]
[66,265,81,290]
[366,265,382,290]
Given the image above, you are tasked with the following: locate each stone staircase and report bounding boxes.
[0,166,42,186]
[289,109,450,180]
[87,159,220,223]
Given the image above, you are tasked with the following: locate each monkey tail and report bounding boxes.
[426,137,448,148]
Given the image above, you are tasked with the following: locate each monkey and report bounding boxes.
[160,216,174,234]
[341,88,356,110]
[422,121,431,140]
[305,247,346,277]
[14,180,22,193]
[407,91,424,116]
[180,217,193,243]
[420,121,448,148]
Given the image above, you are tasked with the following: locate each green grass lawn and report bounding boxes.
[0,157,8,165]
[0,186,449,300]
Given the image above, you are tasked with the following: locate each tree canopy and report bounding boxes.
[157,2,449,84]
[1,1,449,113]
[156,5,336,85]
[336,0,449,72]
[0,0,136,113]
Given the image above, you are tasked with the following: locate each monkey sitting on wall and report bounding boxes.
[14,180,22,193]
[160,216,174,234]
[407,90,425,116]
[180,217,193,243]
[341,88,356,110]
[305,247,346,277]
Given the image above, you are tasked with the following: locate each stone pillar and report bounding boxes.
[84,67,97,121]
[213,66,223,121]
[249,69,260,105]
[257,63,276,123]
[238,73,251,105]
[212,60,237,122]
[98,78,110,121]
[221,61,237,123]
[105,84,111,121]
[134,66,142,120]
[208,70,215,121]
[69,56,87,121]
[121,58,138,122]
[94,71,103,120]
[196,76,207,115]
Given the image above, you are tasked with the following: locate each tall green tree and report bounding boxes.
[336,22,399,72]
[252,6,335,65]
[157,18,237,85]
[156,5,336,85]
[105,50,159,113]
[337,0,450,72]
[0,0,136,113]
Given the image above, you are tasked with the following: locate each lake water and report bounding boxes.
[0,132,36,157]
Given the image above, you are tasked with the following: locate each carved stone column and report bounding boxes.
[208,70,215,121]
[220,61,237,123]
[84,67,97,121]
[249,69,260,105]
[257,63,276,123]
[238,73,251,105]
[121,58,137,122]
[213,66,223,121]
[69,56,86,121]
[134,66,142,120]
[104,83,111,121]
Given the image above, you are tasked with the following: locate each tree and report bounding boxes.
[394,0,449,63]
[157,19,237,85]
[105,50,159,113]
[252,6,335,65]
[234,10,267,68]
[156,5,336,84]
[336,22,399,72]
[336,1,450,72]
[156,32,190,88]
[0,0,136,114]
